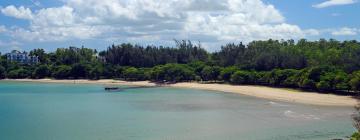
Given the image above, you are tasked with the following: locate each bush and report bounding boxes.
[265,69,299,86]
[70,63,91,78]
[150,63,195,82]
[230,71,251,84]
[282,75,298,88]
[200,66,221,81]
[316,81,331,91]
[7,69,29,79]
[220,66,238,81]
[89,65,104,80]
[187,61,206,76]
[350,71,360,92]
[317,70,350,91]
[52,65,72,79]
[0,65,5,79]
[299,79,316,89]
[33,65,50,79]
[352,132,360,140]
[122,67,148,81]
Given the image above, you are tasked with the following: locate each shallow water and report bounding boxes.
[0,81,356,140]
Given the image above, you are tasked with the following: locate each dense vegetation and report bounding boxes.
[352,106,360,140]
[1,39,360,94]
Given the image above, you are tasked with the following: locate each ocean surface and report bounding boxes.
[0,81,356,140]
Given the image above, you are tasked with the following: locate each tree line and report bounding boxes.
[1,39,360,94]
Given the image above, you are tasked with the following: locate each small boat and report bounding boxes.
[104,87,120,91]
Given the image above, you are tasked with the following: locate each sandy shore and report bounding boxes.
[3,79,358,106]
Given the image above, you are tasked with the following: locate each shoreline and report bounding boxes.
[2,79,358,107]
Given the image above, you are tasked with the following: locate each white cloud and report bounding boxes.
[227,0,284,23]
[33,6,75,27]
[313,0,357,8]
[331,27,357,36]
[303,29,321,36]
[0,25,7,33]
[0,40,22,52]
[331,13,341,16]
[184,13,303,42]
[0,0,319,48]
[1,5,33,19]
[30,0,41,7]
[182,0,304,42]
[11,25,106,42]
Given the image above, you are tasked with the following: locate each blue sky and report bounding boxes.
[0,0,359,53]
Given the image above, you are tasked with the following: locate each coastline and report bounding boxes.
[3,79,358,107]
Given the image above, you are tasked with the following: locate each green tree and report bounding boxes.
[264,69,299,86]
[150,64,195,82]
[350,71,360,92]
[316,81,331,91]
[230,71,251,84]
[123,67,140,81]
[70,63,91,79]
[200,66,221,81]
[52,65,72,79]
[89,65,104,80]
[317,70,350,91]
[7,69,29,79]
[0,65,5,79]
[219,66,238,81]
[187,61,206,76]
[33,65,50,79]
[30,49,48,63]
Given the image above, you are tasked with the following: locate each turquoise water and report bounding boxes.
[0,81,356,140]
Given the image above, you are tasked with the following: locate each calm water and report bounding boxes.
[0,81,356,140]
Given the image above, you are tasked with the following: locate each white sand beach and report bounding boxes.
[3,79,358,106]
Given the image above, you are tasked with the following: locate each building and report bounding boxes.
[93,53,106,63]
[6,50,39,64]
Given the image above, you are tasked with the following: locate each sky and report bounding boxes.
[0,0,359,52]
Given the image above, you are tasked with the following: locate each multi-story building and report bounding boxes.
[6,50,39,64]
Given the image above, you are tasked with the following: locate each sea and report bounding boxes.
[0,81,356,140]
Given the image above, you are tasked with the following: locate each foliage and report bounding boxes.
[200,66,221,81]
[52,65,72,79]
[352,132,360,140]
[264,69,299,86]
[188,61,206,76]
[70,63,91,78]
[89,64,104,80]
[352,105,360,140]
[230,71,253,84]
[219,66,239,81]
[212,39,360,72]
[30,49,48,64]
[7,68,29,79]
[122,67,149,81]
[54,47,96,65]
[150,63,195,82]
[350,71,360,92]
[33,65,50,79]
[103,40,208,67]
[1,39,360,94]
[0,65,5,79]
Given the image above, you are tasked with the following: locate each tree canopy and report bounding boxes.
[1,39,360,94]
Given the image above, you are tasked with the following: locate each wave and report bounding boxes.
[284,110,320,120]
[266,101,289,107]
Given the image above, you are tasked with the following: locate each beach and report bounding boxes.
[3,79,358,106]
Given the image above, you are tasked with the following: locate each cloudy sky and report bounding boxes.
[0,0,359,52]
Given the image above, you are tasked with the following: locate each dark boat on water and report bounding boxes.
[104,87,120,91]
[104,85,155,92]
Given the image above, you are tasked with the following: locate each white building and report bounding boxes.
[6,50,39,64]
